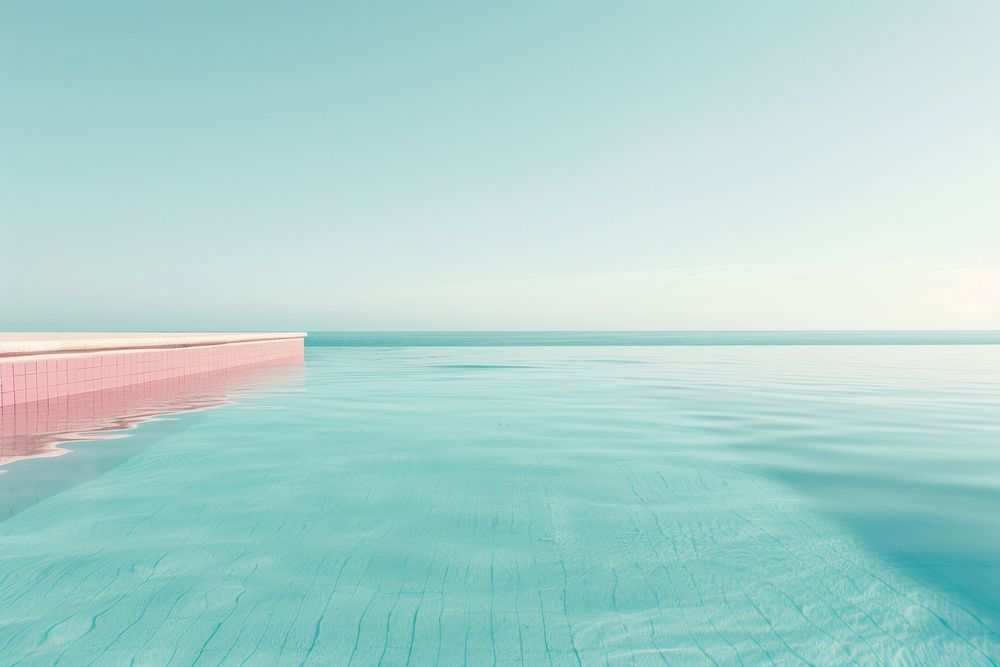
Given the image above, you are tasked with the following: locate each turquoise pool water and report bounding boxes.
[1,340,999,664]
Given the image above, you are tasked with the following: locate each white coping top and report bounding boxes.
[0,332,307,357]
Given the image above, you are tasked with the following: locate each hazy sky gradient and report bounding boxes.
[3,1,998,330]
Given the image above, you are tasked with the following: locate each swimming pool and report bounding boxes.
[1,342,999,664]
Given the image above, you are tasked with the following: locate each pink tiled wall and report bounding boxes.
[1,358,303,466]
[0,338,303,409]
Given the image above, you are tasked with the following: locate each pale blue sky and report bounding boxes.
[2,1,998,330]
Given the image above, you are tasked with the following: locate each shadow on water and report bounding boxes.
[0,361,304,521]
[764,463,1000,626]
[708,355,1000,627]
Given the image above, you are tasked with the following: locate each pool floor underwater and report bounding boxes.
[0,345,998,665]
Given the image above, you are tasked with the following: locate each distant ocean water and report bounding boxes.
[0,335,998,662]
[306,330,1000,346]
